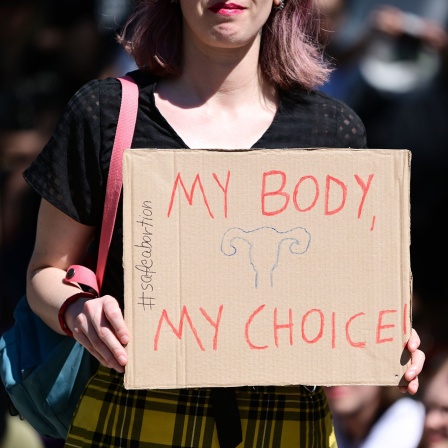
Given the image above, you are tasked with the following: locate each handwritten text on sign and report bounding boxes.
[165,171,376,229]
[123,149,411,388]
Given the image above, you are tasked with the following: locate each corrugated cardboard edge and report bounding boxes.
[122,147,413,389]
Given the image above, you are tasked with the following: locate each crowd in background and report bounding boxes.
[0,1,136,446]
[0,0,448,447]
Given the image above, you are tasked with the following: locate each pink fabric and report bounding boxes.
[65,75,139,293]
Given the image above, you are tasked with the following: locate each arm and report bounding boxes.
[27,199,129,372]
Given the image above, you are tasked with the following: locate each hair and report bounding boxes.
[117,0,331,91]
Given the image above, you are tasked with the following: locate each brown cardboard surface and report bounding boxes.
[122,148,412,390]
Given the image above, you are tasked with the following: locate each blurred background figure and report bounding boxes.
[317,0,448,97]
[0,384,44,448]
[0,0,139,326]
[0,1,136,446]
[325,385,425,448]
[418,353,448,448]
[316,0,448,359]
[0,0,137,344]
[317,0,448,101]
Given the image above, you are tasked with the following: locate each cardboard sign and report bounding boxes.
[122,148,412,390]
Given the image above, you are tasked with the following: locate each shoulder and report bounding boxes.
[282,88,364,125]
[61,78,116,126]
[279,88,367,149]
[67,70,157,115]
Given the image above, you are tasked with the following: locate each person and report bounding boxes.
[418,353,448,448]
[317,0,448,102]
[325,385,425,447]
[22,0,425,446]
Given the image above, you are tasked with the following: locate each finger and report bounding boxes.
[407,328,421,352]
[72,325,116,370]
[405,349,425,380]
[83,300,128,367]
[87,328,126,372]
[405,377,419,395]
[102,296,130,345]
[400,349,425,396]
[95,323,128,367]
[399,372,420,395]
[76,310,126,372]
